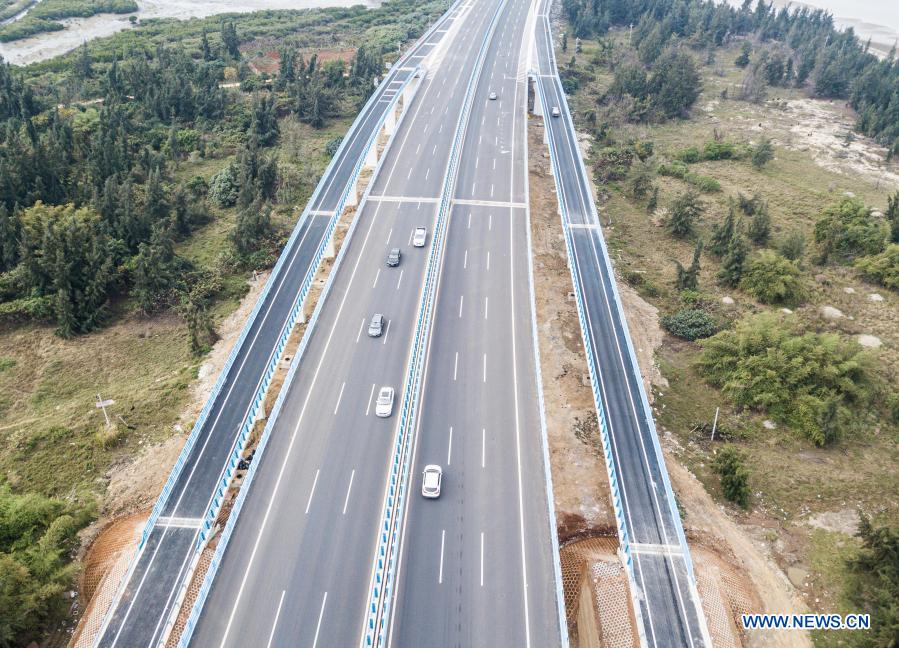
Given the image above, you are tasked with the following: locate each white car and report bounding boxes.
[488,91,498,100]
[412,227,427,247]
[375,386,395,417]
[551,106,560,117]
[421,464,442,498]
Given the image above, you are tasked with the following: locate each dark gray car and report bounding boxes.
[387,247,401,266]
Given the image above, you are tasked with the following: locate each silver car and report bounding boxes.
[551,106,560,117]
[412,227,427,247]
[368,314,385,337]
[375,386,395,418]
[421,465,442,498]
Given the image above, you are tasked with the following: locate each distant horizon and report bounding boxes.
[726,0,899,50]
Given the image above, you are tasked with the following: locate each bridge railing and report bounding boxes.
[170,67,423,648]
[360,1,508,645]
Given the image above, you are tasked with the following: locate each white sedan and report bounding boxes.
[375,386,395,418]
[421,464,442,498]
[412,227,427,247]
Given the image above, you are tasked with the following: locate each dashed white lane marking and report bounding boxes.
[453,352,459,381]
[265,590,286,648]
[396,269,404,291]
[305,469,320,515]
[482,353,487,383]
[463,249,468,269]
[482,428,486,468]
[480,532,485,586]
[365,383,376,416]
[356,317,365,344]
[334,381,345,415]
[438,529,446,584]
[447,426,453,466]
[342,470,355,515]
[458,294,464,317]
[311,592,328,648]
[372,268,381,288]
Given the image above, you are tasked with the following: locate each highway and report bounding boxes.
[183,0,562,645]
[93,6,460,646]
[387,0,565,643]
[534,1,711,646]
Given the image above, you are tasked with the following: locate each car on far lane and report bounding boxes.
[421,465,442,498]
[551,106,560,117]
[368,314,385,337]
[489,91,498,100]
[412,227,427,247]
[387,247,401,266]
[375,386,395,417]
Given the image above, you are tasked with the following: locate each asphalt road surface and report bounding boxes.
[184,1,555,646]
[94,8,460,647]
[387,0,564,644]
[535,2,709,646]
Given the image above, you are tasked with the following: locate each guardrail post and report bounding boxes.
[384,104,396,135]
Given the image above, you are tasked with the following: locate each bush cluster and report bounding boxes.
[699,313,873,445]
[661,308,719,340]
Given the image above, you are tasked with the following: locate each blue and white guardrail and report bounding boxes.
[165,69,423,648]
[532,17,711,641]
[360,1,509,645]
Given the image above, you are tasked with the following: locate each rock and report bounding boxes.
[814,273,830,285]
[820,306,844,320]
[763,420,777,429]
[871,210,884,219]
[787,566,809,588]
[781,308,793,314]
[843,286,855,294]
[721,296,735,305]
[868,293,884,302]
[843,191,855,198]
[857,334,882,348]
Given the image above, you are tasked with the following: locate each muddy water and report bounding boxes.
[0,0,379,66]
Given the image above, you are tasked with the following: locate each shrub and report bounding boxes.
[667,191,703,238]
[593,146,634,182]
[751,137,774,168]
[740,250,807,305]
[658,160,689,179]
[717,231,749,287]
[703,140,740,160]
[699,313,873,445]
[712,445,750,508]
[814,197,887,262]
[677,146,701,163]
[209,162,240,208]
[661,308,719,340]
[845,515,899,647]
[779,229,806,261]
[854,244,899,290]
[0,485,94,645]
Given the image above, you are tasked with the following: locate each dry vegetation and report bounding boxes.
[557,21,899,639]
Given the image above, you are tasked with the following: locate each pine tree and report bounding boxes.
[675,240,703,290]
[735,42,751,68]
[718,229,749,287]
[667,190,703,238]
[201,28,212,61]
[75,43,93,80]
[709,206,736,256]
[887,190,899,244]
[747,202,771,244]
[221,21,241,60]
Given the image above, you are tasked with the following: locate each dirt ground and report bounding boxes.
[529,115,614,530]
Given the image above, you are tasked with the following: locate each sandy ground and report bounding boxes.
[0,0,378,65]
